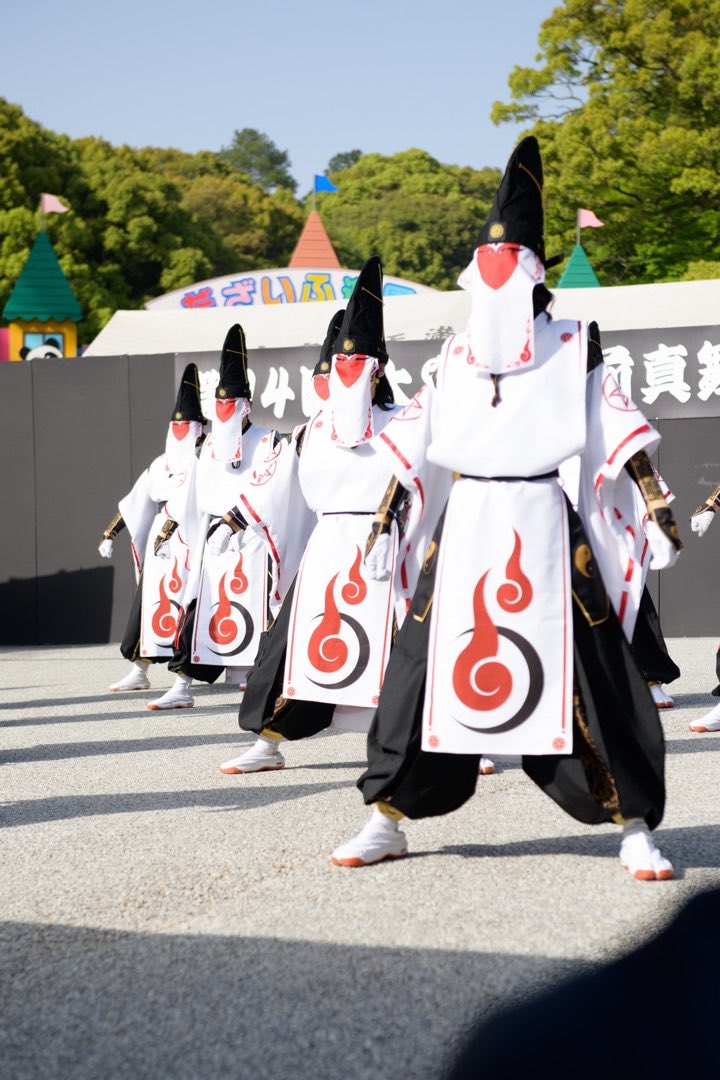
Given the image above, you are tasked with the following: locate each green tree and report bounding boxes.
[0,102,305,342]
[315,149,500,289]
[492,0,720,284]
[326,150,362,174]
[220,128,297,193]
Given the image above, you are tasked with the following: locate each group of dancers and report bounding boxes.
[100,136,716,882]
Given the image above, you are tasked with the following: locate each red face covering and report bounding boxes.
[211,397,251,463]
[165,420,203,472]
[328,354,378,447]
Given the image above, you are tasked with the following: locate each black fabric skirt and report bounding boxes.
[119,577,163,665]
[237,576,335,740]
[631,586,680,685]
[168,599,224,684]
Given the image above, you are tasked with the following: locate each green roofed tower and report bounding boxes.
[556,244,601,289]
[3,231,82,360]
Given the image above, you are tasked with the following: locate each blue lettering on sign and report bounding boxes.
[383,283,416,297]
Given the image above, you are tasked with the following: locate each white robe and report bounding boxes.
[281,406,404,718]
[119,454,195,660]
[167,426,311,671]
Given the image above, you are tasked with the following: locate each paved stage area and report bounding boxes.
[1,639,719,1079]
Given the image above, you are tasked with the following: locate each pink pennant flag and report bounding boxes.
[40,193,69,214]
[577,208,604,228]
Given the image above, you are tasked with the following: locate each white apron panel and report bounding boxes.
[283,514,397,708]
[138,517,192,660]
[190,528,267,667]
[422,478,573,756]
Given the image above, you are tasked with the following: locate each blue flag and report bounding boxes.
[314,174,338,194]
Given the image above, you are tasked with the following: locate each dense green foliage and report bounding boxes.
[0,102,501,343]
[492,0,720,284]
[0,101,305,340]
[326,150,363,174]
[316,150,500,290]
[219,128,297,193]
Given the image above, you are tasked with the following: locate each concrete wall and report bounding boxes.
[0,353,175,644]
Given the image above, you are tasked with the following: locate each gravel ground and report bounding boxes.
[1,639,719,1080]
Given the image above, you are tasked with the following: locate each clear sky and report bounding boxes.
[3,0,560,192]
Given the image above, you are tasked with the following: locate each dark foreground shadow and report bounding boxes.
[444,889,720,1080]
[0,919,584,1080]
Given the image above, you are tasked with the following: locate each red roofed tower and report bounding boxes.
[289,210,340,269]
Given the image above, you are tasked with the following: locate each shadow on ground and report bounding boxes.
[0,920,585,1080]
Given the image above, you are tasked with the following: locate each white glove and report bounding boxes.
[98,538,113,558]
[646,520,680,570]
[228,529,245,553]
[155,540,171,559]
[364,532,394,581]
[691,509,715,538]
[207,522,233,556]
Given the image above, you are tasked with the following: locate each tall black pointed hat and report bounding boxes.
[314,309,345,376]
[477,136,547,264]
[333,257,388,361]
[216,324,251,399]
[171,363,206,423]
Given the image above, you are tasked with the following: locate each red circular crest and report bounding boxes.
[428,734,440,749]
[287,686,296,697]
[561,332,574,343]
[193,654,200,663]
[372,695,379,706]
[552,736,566,751]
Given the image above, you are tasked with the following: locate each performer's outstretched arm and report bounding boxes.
[98,512,126,557]
[152,517,179,558]
[625,451,683,557]
[690,483,720,538]
[364,476,409,582]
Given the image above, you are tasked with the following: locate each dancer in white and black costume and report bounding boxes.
[331,138,682,880]
[216,260,460,775]
[152,324,314,710]
[99,364,206,693]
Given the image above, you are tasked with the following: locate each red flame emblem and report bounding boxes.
[167,557,183,595]
[308,575,348,673]
[152,576,179,638]
[497,531,533,613]
[341,546,367,606]
[229,553,248,595]
[209,575,238,645]
[452,573,512,711]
